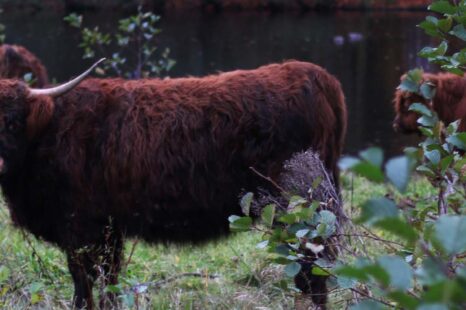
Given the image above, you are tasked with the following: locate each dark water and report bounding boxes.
[3,10,434,157]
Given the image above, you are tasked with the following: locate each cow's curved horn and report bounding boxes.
[29,58,106,97]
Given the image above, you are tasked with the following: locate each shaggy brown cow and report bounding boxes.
[0,59,346,308]
[393,72,466,133]
[0,44,49,87]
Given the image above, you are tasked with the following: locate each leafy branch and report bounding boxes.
[64,8,175,79]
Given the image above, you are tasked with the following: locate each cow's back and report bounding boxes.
[27,61,346,244]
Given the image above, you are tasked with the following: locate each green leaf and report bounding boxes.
[357,198,398,225]
[446,120,460,135]
[438,17,453,33]
[338,156,360,170]
[374,218,418,244]
[121,293,135,308]
[240,192,253,216]
[336,275,356,289]
[350,161,385,183]
[274,244,290,256]
[419,41,448,58]
[377,256,413,290]
[446,132,466,150]
[29,282,43,294]
[278,213,297,224]
[425,149,441,165]
[407,68,424,83]
[441,65,464,75]
[228,215,252,232]
[421,280,464,304]
[318,210,336,238]
[420,83,436,100]
[409,103,433,117]
[385,156,411,192]
[434,215,466,255]
[63,13,83,28]
[450,24,466,41]
[288,196,307,209]
[30,293,43,305]
[0,266,10,284]
[419,127,434,137]
[335,265,369,282]
[418,115,438,127]
[359,147,383,167]
[387,291,419,309]
[439,155,453,173]
[261,204,275,228]
[417,304,449,310]
[311,175,323,189]
[429,1,457,15]
[350,300,383,310]
[399,79,419,93]
[256,240,269,249]
[284,262,301,277]
[105,284,123,294]
[416,258,447,286]
[311,266,331,276]
[419,18,442,37]
[296,229,310,238]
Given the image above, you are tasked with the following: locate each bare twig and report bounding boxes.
[335,233,404,247]
[20,230,56,282]
[124,239,140,270]
[349,287,395,308]
[249,166,286,193]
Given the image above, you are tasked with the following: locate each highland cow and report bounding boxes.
[393,72,466,133]
[0,59,346,308]
[0,44,48,88]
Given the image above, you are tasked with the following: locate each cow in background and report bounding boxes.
[393,72,466,133]
[0,44,49,87]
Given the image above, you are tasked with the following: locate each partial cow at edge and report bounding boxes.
[0,60,346,309]
[393,72,466,134]
[0,44,49,87]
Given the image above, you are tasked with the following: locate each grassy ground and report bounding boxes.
[0,174,435,309]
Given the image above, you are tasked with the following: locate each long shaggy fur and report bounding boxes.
[0,44,49,88]
[393,72,466,133]
[0,61,346,308]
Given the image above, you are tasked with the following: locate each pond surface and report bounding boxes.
[3,10,434,157]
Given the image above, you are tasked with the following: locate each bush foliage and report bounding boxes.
[64,8,175,79]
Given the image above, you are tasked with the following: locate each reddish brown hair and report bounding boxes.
[0,61,346,309]
[393,72,466,133]
[0,44,49,87]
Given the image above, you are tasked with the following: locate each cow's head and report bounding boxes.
[0,45,47,86]
[392,73,437,134]
[0,59,104,175]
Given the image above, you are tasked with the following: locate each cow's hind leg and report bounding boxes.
[99,228,123,309]
[294,261,328,310]
[67,248,98,309]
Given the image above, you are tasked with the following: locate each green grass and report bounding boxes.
[0,175,437,309]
